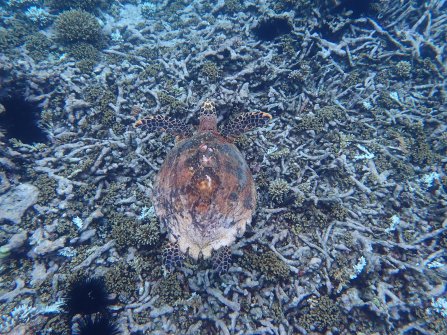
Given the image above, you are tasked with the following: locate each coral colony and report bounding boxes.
[0,0,446,334]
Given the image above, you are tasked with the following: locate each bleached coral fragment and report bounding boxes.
[30,263,47,286]
[33,237,66,255]
[25,6,51,26]
[10,303,35,320]
[141,2,157,16]
[111,29,123,43]
[354,144,374,160]
[0,299,63,333]
[421,172,440,188]
[72,216,84,230]
[362,100,373,110]
[58,246,77,258]
[0,184,39,224]
[138,206,155,220]
[0,231,27,259]
[389,91,400,102]
[427,260,444,269]
[350,256,366,279]
[385,215,400,233]
[0,302,36,333]
[431,297,447,317]
[267,145,278,155]
[39,299,64,314]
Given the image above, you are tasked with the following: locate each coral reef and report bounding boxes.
[55,10,102,44]
[111,214,160,252]
[395,60,412,78]
[7,0,39,9]
[200,61,220,81]
[47,0,105,12]
[105,262,137,301]
[68,42,101,72]
[25,33,52,61]
[0,184,39,224]
[298,296,342,332]
[0,0,446,334]
[243,249,290,282]
[268,178,290,204]
[153,273,185,306]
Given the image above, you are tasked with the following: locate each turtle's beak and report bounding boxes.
[261,112,272,119]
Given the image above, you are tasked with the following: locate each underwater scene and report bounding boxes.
[0,0,446,334]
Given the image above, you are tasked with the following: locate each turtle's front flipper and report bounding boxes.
[221,112,272,138]
[162,242,184,273]
[133,115,192,137]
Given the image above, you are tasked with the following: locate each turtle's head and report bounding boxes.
[198,99,217,133]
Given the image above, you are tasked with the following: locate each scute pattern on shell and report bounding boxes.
[154,132,256,259]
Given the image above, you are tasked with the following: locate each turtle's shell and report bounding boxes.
[154,132,256,259]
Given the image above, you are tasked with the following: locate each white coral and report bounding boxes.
[431,297,447,317]
[25,6,51,26]
[350,256,367,280]
[72,216,84,230]
[0,299,63,333]
[138,206,155,220]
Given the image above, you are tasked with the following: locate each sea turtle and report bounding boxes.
[134,100,272,272]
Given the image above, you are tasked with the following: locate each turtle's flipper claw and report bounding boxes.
[212,246,232,274]
[133,115,192,137]
[221,112,272,137]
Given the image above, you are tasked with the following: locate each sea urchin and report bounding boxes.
[74,315,120,335]
[64,276,112,316]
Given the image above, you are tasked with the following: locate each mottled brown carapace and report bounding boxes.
[154,132,256,259]
[134,100,271,262]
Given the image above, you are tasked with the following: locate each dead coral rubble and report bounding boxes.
[0,0,446,334]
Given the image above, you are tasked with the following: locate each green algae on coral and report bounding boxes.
[394,60,412,78]
[111,214,161,253]
[201,61,220,81]
[153,273,185,306]
[105,262,137,301]
[25,33,52,61]
[67,42,100,64]
[33,174,57,205]
[243,250,290,282]
[268,178,290,205]
[134,218,161,249]
[133,254,163,281]
[299,295,343,332]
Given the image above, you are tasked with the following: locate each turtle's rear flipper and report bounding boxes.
[221,112,272,138]
[162,242,184,273]
[212,246,232,274]
[134,115,192,137]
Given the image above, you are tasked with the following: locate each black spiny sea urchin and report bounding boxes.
[74,315,121,335]
[64,276,112,316]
